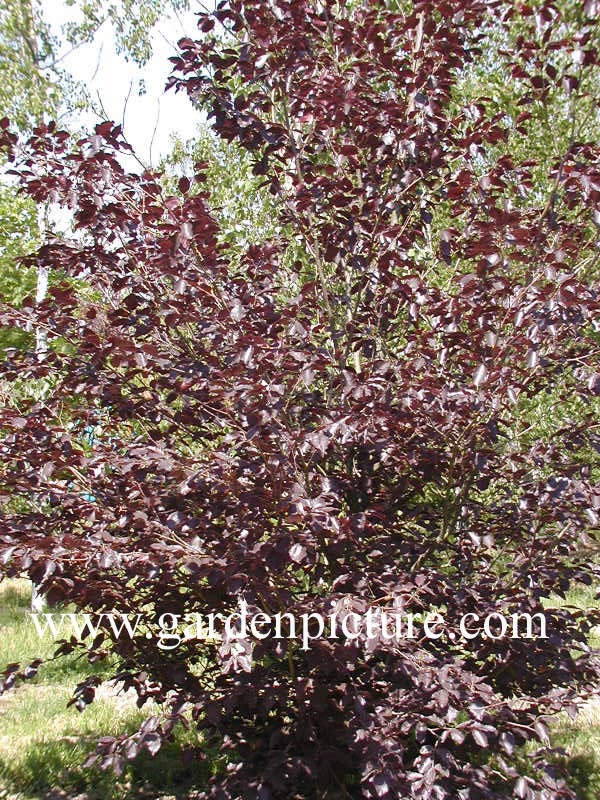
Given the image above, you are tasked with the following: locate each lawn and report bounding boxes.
[0,579,210,800]
[0,579,599,799]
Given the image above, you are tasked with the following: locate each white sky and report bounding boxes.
[47,2,204,166]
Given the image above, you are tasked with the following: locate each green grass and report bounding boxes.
[542,582,600,799]
[552,699,600,800]
[0,683,143,799]
[0,578,211,799]
[543,581,600,648]
[1,578,600,798]
[0,579,113,685]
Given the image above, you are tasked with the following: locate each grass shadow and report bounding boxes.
[0,731,213,800]
[564,752,600,800]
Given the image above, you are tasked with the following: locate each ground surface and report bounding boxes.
[0,579,599,799]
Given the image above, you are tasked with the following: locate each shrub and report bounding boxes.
[1,1,600,798]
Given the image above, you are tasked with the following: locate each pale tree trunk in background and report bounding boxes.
[35,265,48,353]
[16,0,51,612]
[30,221,48,613]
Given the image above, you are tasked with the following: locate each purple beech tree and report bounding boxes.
[1,1,600,798]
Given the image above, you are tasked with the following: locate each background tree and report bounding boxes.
[0,0,195,310]
[164,128,277,265]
